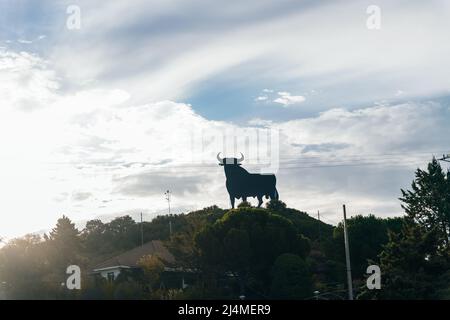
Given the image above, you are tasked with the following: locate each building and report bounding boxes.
[92,240,176,281]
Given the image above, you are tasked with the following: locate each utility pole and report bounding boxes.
[317,210,321,243]
[140,212,144,246]
[343,204,354,300]
[165,190,172,238]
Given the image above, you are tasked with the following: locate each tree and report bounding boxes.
[266,199,287,211]
[104,216,138,250]
[81,219,107,256]
[0,234,47,299]
[359,221,445,299]
[270,253,312,299]
[47,216,83,274]
[138,255,165,289]
[400,158,450,249]
[266,201,334,243]
[237,201,252,208]
[49,215,80,244]
[195,207,310,298]
[332,215,403,278]
[361,159,450,299]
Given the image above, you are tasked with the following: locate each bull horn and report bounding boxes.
[237,152,244,163]
[217,152,224,163]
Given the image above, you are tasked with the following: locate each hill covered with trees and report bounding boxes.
[0,158,449,299]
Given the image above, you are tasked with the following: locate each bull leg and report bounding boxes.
[230,195,235,209]
[257,195,263,207]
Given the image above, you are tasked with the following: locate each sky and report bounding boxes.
[0,0,449,239]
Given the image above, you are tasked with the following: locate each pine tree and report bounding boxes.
[361,158,450,299]
[50,215,80,244]
[400,158,450,249]
[48,215,83,273]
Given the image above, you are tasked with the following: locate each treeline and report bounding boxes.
[0,158,449,299]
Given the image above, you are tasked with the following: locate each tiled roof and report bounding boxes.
[92,240,175,271]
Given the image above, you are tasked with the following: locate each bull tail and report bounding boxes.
[273,187,279,200]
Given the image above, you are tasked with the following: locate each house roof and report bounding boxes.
[92,240,175,271]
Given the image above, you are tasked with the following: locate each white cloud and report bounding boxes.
[14,35,46,45]
[254,95,268,101]
[1,48,449,238]
[247,118,273,127]
[275,103,448,156]
[271,102,450,222]
[0,48,241,237]
[17,39,33,44]
[1,0,450,236]
[0,50,59,111]
[273,91,305,106]
[37,0,450,106]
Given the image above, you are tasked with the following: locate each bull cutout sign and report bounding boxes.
[217,153,279,208]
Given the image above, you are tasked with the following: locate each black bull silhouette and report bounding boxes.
[217,153,279,208]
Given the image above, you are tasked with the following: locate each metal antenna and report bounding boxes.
[164,190,171,214]
[165,190,172,238]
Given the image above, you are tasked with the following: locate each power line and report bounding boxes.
[134,157,424,172]
[318,216,336,225]
[36,150,448,176]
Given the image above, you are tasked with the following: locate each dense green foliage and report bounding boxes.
[331,214,403,278]
[359,158,450,299]
[270,253,312,299]
[195,208,310,298]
